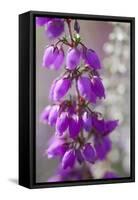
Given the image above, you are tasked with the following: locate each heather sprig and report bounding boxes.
[37,17,119,181]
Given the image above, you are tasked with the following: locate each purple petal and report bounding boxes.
[104,120,119,136]
[82,112,93,132]
[40,105,52,123]
[42,46,58,68]
[76,149,84,164]
[69,115,81,139]
[56,112,69,136]
[84,49,101,69]
[53,48,64,70]
[66,48,81,70]
[48,105,59,126]
[83,143,96,163]
[91,76,105,99]
[53,78,72,101]
[77,76,96,103]
[93,117,105,134]
[47,138,68,158]
[94,136,111,160]
[46,19,64,38]
[62,149,76,169]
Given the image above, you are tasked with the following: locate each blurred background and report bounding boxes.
[36,19,130,183]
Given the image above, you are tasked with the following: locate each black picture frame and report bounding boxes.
[19,10,135,189]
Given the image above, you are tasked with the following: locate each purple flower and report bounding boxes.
[77,76,96,103]
[83,143,96,163]
[69,115,82,139]
[50,78,72,101]
[104,120,119,136]
[40,105,52,123]
[46,18,64,38]
[83,48,101,69]
[42,46,64,70]
[47,138,68,158]
[103,171,119,179]
[66,48,81,70]
[82,112,93,132]
[56,112,69,136]
[48,105,59,126]
[76,149,84,164]
[94,136,111,160]
[93,117,118,136]
[62,149,76,169]
[91,76,105,99]
[36,17,51,26]
[93,117,105,134]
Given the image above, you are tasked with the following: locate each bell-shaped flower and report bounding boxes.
[46,18,64,38]
[91,76,105,99]
[40,105,52,123]
[48,105,59,126]
[77,76,96,103]
[82,112,93,132]
[62,149,76,169]
[76,149,84,164]
[83,143,96,163]
[66,48,81,70]
[42,46,64,70]
[50,78,72,101]
[47,138,68,158]
[69,114,82,139]
[83,48,101,69]
[56,112,69,136]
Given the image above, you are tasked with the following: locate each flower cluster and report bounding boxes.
[37,17,119,181]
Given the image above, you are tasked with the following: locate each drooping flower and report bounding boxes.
[48,105,59,126]
[93,117,105,134]
[83,48,101,69]
[47,138,68,158]
[42,46,64,70]
[77,76,96,103]
[40,105,52,123]
[91,76,105,99]
[46,18,64,38]
[56,112,69,136]
[82,112,93,132]
[93,117,119,136]
[62,149,76,169]
[83,143,96,163]
[94,136,112,160]
[50,78,72,101]
[66,48,81,70]
[103,171,119,179]
[36,17,51,26]
[76,149,84,164]
[68,114,82,139]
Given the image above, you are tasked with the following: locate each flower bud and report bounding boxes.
[51,78,72,101]
[62,149,76,169]
[77,76,96,103]
[83,48,101,69]
[48,105,59,126]
[83,143,96,163]
[56,112,69,136]
[91,76,105,99]
[66,48,81,70]
[46,19,64,38]
[82,112,93,132]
